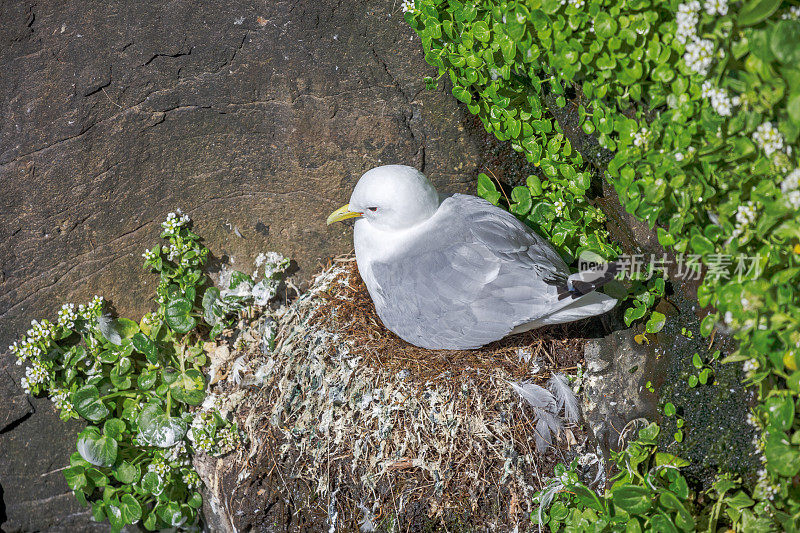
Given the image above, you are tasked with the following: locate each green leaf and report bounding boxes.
[76,427,118,467]
[765,395,794,431]
[64,465,88,491]
[115,318,140,339]
[114,461,140,484]
[510,186,532,215]
[137,404,187,447]
[166,368,207,406]
[726,490,755,509]
[188,491,203,509]
[120,494,143,524]
[228,271,253,290]
[699,314,716,337]
[452,85,473,104]
[477,173,501,205]
[473,21,490,42]
[594,12,618,39]
[132,332,159,364]
[158,501,185,527]
[141,471,164,496]
[624,305,647,326]
[72,385,110,422]
[655,452,689,468]
[138,369,158,390]
[645,312,666,333]
[689,234,714,255]
[202,287,222,325]
[738,0,781,27]
[165,297,197,334]
[103,418,126,440]
[663,402,676,417]
[638,422,660,443]
[612,485,652,515]
[770,21,800,64]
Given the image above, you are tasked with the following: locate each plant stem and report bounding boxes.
[100,391,139,401]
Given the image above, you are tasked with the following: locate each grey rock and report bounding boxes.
[582,329,659,460]
[0,367,32,433]
[0,0,491,530]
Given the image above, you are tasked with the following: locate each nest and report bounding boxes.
[197,257,593,532]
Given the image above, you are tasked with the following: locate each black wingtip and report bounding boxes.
[567,261,621,296]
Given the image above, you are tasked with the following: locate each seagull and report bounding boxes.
[327,165,618,350]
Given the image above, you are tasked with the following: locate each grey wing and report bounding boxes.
[370,194,571,349]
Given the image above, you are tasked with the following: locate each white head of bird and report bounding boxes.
[326,165,439,231]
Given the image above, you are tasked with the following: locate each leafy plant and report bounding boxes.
[9,212,290,531]
[533,423,696,531]
[534,423,789,531]
[404,0,800,526]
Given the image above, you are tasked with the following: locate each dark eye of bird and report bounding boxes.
[367,207,378,212]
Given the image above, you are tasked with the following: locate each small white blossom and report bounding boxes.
[57,303,78,329]
[753,121,784,156]
[161,210,190,235]
[675,1,701,44]
[731,201,758,238]
[701,81,737,116]
[704,0,727,16]
[569,0,585,7]
[743,358,759,377]
[684,37,716,75]
[400,0,416,13]
[51,388,75,415]
[781,169,800,210]
[182,469,201,490]
[782,6,800,20]
[21,358,50,394]
[148,458,170,479]
[633,128,648,148]
[142,247,159,261]
[553,199,566,216]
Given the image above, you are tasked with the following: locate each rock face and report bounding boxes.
[0,1,487,530]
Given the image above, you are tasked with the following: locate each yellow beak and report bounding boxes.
[326,204,363,225]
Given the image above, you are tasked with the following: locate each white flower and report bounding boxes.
[142,247,159,261]
[21,359,50,393]
[704,0,727,16]
[182,469,201,490]
[400,0,416,13]
[730,201,758,238]
[675,1,701,44]
[161,210,190,235]
[553,199,566,216]
[743,358,759,377]
[633,128,648,148]
[57,303,78,329]
[701,82,737,116]
[752,121,784,156]
[569,0,585,7]
[684,37,716,75]
[781,169,800,210]
[782,6,800,20]
[51,388,75,414]
[148,458,170,479]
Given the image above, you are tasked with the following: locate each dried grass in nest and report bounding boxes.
[311,256,588,388]
[214,256,592,532]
